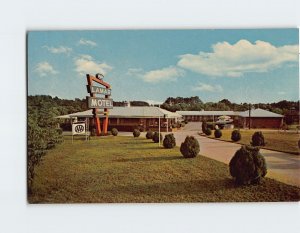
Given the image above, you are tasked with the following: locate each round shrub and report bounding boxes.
[231,130,241,142]
[111,128,118,136]
[180,136,200,158]
[214,129,222,138]
[251,131,265,146]
[204,128,212,136]
[163,133,176,149]
[152,132,163,143]
[229,145,267,185]
[133,129,140,137]
[146,131,154,139]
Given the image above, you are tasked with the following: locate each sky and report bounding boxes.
[27,29,299,104]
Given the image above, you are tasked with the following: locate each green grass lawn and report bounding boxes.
[29,136,300,203]
[208,129,299,155]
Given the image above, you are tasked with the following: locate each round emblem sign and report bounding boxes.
[75,124,84,133]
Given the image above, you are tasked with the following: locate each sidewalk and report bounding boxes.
[174,123,300,187]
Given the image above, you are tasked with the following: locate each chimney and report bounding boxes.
[125,101,131,107]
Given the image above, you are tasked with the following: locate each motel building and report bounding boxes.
[58,105,182,132]
[176,108,284,129]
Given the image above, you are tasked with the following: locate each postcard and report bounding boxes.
[27,29,300,203]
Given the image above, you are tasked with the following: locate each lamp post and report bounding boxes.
[158,106,161,147]
[248,103,252,130]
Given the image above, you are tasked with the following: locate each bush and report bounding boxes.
[146,131,154,139]
[163,133,176,148]
[204,128,212,136]
[229,145,267,185]
[180,136,200,158]
[201,120,207,132]
[152,132,163,143]
[91,128,97,136]
[214,129,222,138]
[56,128,63,135]
[251,131,266,146]
[206,123,216,130]
[138,125,145,132]
[231,130,241,142]
[111,128,118,136]
[133,129,140,137]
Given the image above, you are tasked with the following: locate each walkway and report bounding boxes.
[176,122,300,187]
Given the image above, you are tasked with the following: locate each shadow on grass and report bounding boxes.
[114,155,184,163]
[125,146,170,150]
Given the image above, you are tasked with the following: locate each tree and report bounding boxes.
[27,95,64,194]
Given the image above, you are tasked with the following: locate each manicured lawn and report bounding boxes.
[29,136,300,203]
[208,129,299,155]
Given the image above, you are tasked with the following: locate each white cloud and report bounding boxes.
[177,40,298,77]
[78,38,97,47]
[34,62,58,77]
[128,66,185,83]
[74,54,113,76]
[43,45,72,54]
[192,82,223,92]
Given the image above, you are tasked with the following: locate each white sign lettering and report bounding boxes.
[87,97,113,109]
[87,85,111,95]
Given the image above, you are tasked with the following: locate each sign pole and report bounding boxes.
[158,105,161,147]
[85,118,87,141]
[86,74,112,136]
[87,74,102,136]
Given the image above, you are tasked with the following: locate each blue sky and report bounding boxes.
[27,29,299,104]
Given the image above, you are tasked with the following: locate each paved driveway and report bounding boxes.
[175,122,300,187]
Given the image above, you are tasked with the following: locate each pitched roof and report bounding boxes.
[176,110,237,116]
[239,108,283,118]
[176,108,283,118]
[58,106,181,119]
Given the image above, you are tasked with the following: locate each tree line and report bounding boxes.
[161,96,299,115]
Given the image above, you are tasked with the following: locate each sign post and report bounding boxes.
[86,74,112,136]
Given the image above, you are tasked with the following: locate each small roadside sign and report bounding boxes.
[72,122,86,135]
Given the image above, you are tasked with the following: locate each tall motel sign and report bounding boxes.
[86,73,113,136]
